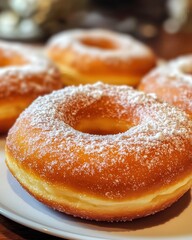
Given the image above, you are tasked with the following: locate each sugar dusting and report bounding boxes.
[7,82,192,199]
[149,55,192,87]
[47,29,153,60]
[141,55,192,115]
[0,41,61,98]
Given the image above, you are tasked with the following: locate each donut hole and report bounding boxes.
[74,118,132,135]
[64,96,138,136]
[180,64,192,76]
[79,37,118,50]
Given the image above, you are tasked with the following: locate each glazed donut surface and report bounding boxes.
[0,41,62,132]
[47,29,156,86]
[139,55,192,117]
[5,82,192,221]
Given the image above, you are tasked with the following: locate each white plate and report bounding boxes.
[0,136,192,240]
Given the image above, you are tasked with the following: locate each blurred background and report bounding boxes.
[0,0,191,59]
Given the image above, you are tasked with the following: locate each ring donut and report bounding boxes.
[5,82,192,221]
[139,55,192,117]
[47,29,156,86]
[0,41,62,132]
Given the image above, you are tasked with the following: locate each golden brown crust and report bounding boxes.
[0,41,63,132]
[5,83,192,221]
[5,147,192,221]
[139,55,192,117]
[47,29,157,86]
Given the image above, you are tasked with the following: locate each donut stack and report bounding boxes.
[3,28,192,222]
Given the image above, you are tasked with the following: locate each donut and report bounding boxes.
[0,41,62,133]
[46,29,156,86]
[5,82,192,221]
[139,55,192,117]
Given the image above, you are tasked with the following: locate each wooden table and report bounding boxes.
[0,215,61,240]
[147,30,192,60]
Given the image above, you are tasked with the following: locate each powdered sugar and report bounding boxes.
[140,55,192,116]
[148,55,192,87]
[7,82,192,199]
[47,29,154,60]
[0,41,61,98]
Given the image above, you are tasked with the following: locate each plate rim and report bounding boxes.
[0,204,108,240]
